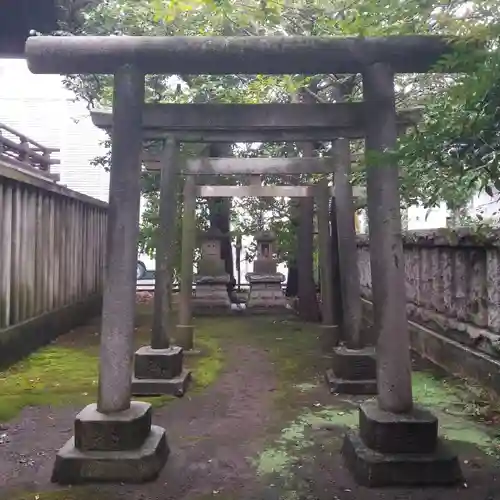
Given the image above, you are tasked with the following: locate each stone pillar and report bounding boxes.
[316,178,339,349]
[246,231,288,313]
[325,139,377,395]
[152,136,179,348]
[176,174,197,351]
[193,227,231,314]
[131,136,191,398]
[51,65,168,484]
[341,62,462,487]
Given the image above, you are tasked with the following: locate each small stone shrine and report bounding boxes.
[246,231,288,312]
[193,227,231,314]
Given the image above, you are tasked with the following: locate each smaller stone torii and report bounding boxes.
[141,149,366,341]
[26,34,473,487]
[169,164,366,324]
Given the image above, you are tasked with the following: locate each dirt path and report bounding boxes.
[2,314,500,500]
[0,341,277,500]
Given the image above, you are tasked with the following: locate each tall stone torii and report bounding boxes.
[25,34,471,487]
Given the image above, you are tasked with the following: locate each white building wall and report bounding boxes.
[0,58,109,202]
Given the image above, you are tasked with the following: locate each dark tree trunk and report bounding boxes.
[329,196,344,330]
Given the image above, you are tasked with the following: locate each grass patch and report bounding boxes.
[0,312,226,423]
[0,346,98,422]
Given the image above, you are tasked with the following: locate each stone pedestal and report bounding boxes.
[246,273,288,313]
[325,345,377,395]
[245,231,289,313]
[193,275,232,315]
[193,228,232,315]
[341,399,462,487]
[52,402,168,484]
[131,346,191,397]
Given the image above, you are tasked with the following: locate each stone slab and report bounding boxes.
[359,399,438,454]
[134,345,183,380]
[325,369,377,395]
[52,425,169,485]
[331,345,376,381]
[341,431,463,487]
[74,402,152,452]
[131,369,192,397]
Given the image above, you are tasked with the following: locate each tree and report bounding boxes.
[54,0,500,305]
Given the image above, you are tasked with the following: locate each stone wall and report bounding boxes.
[0,160,107,367]
[358,229,500,392]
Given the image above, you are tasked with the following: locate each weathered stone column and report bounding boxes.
[176,174,197,351]
[152,136,179,349]
[131,136,191,397]
[341,62,462,488]
[325,139,377,395]
[334,139,362,348]
[316,177,339,349]
[52,65,168,484]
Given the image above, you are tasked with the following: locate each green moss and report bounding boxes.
[190,335,224,390]
[0,313,226,423]
[412,370,500,455]
[0,346,98,422]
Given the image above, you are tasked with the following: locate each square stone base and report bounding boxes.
[246,281,288,311]
[332,346,376,380]
[134,345,183,380]
[326,346,377,395]
[74,402,151,451]
[132,369,192,397]
[341,431,463,487]
[52,425,169,485]
[359,399,438,453]
[325,369,378,395]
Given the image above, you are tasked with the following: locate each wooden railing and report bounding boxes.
[0,159,108,366]
[0,122,60,178]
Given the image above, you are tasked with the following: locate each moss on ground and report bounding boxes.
[253,363,500,495]
[0,314,225,423]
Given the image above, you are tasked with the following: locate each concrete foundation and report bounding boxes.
[326,345,377,395]
[341,400,462,487]
[52,402,168,484]
[132,346,191,397]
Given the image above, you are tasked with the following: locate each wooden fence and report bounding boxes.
[0,157,107,366]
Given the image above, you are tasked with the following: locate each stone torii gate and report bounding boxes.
[94,103,416,356]
[26,35,467,487]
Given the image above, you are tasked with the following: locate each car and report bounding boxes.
[137,253,156,280]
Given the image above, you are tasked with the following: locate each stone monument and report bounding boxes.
[193,227,231,314]
[246,231,288,313]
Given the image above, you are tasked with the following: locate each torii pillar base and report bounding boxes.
[131,346,192,397]
[51,402,168,484]
[325,345,377,395]
[341,400,463,487]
